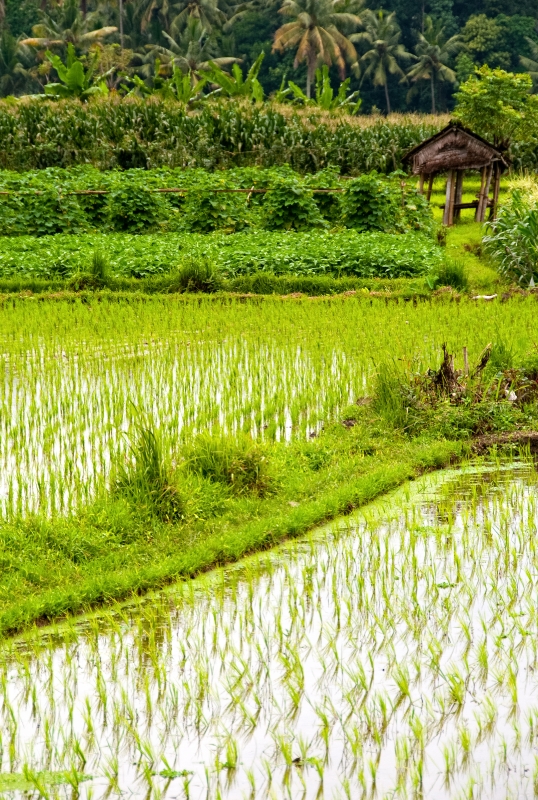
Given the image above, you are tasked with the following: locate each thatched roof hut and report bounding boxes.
[402,122,509,226]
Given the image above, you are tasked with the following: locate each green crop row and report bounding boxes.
[0,230,443,281]
[0,165,434,236]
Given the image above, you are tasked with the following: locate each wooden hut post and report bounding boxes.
[454,170,464,222]
[475,167,487,222]
[426,175,434,202]
[489,162,501,220]
[443,170,456,227]
[418,174,425,195]
[476,164,493,223]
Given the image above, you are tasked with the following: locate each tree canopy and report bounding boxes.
[1,0,537,112]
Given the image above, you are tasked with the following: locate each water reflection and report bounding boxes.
[1,463,537,799]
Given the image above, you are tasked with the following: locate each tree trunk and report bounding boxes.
[384,80,391,114]
[306,70,311,99]
[119,0,124,50]
[431,74,435,114]
[80,0,87,15]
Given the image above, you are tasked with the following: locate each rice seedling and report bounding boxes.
[0,295,535,520]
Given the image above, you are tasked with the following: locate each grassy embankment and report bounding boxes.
[1,294,538,638]
[429,174,504,293]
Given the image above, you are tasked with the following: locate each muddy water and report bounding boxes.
[1,464,537,799]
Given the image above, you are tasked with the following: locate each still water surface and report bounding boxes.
[1,463,537,799]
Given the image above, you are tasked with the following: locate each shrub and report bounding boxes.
[483,190,538,285]
[107,185,168,233]
[339,173,393,231]
[305,167,341,221]
[179,179,251,233]
[339,172,433,233]
[395,181,434,233]
[0,189,86,236]
[261,176,327,231]
[185,432,272,496]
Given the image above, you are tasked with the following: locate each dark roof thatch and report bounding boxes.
[403,122,509,175]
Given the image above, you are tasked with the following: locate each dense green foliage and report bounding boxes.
[483,188,538,285]
[453,65,538,146]
[0,230,443,281]
[0,101,450,172]
[2,0,538,115]
[0,165,434,236]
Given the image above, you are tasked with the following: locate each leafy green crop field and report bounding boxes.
[0,230,443,280]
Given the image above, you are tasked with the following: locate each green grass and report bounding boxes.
[444,221,501,292]
[425,174,510,293]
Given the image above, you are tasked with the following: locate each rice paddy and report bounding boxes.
[0,295,537,518]
[1,462,538,799]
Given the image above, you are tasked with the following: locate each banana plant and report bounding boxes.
[44,43,109,100]
[203,51,264,101]
[166,68,207,102]
[283,66,362,113]
[121,62,206,103]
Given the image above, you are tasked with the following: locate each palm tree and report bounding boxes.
[136,0,175,34]
[406,17,462,113]
[272,0,363,99]
[150,17,240,84]
[351,9,413,113]
[21,0,117,52]
[0,32,39,97]
[171,0,228,34]
[520,37,538,92]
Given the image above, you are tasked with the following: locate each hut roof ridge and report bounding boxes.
[403,120,507,163]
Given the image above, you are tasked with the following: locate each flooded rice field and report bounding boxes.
[1,463,537,799]
[1,296,537,518]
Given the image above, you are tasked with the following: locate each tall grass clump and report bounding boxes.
[185,432,272,496]
[66,248,111,290]
[430,260,469,291]
[372,363,410,429]
[113,422,184,522]
[172,257,223,293]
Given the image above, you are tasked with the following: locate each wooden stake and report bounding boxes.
[463,346,469,376]
[476,164,493,223]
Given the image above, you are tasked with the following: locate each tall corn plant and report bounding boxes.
[483,191,538,286]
